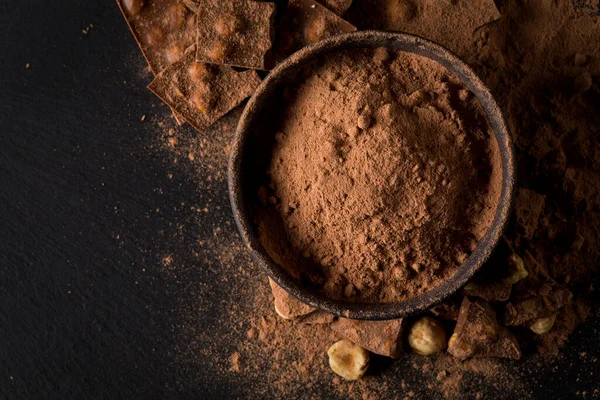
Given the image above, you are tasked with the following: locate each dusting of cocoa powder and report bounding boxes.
[258,47,501,303]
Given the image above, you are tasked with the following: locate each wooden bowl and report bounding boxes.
[228,31,515,320]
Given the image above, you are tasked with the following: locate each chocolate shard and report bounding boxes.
[274,0,357,63]
[296,310,335,325]
[448,297,521,360]
[116,0,197,73]
[116,0,197,124]
[195,0,276,70]
[463,280,512,302]
[268,278,316,320]
[148,46,261,133]
[503,285,573,326]
[330,318,404,358]
[503,252,573,326]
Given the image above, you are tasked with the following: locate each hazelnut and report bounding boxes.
[166,3,187,30]
[407,316,447,356]
[530,315,556,335]
[503,253,528,284]
[327,340,370,380]
[122,0,144,15]
[189,62,212,81]
[305,16,328,44]
[206,40,229,62]
[165,43,185,64]
[215,14,243,36]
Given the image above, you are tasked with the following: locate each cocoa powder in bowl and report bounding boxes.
[251,46,503,304]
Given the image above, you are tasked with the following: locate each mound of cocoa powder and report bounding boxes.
[257,47,502,303]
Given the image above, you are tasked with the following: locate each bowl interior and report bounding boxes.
[228,31,515,320]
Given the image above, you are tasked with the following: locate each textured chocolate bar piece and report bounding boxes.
[330,318,404,358]
[274,0,356,63]
[448,297,521,360]
[195,0,276,70]
[148,47,261,133]
[117,0,196,73]
[117,0,197,124]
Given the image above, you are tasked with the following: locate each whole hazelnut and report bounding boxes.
[407,316,448,356]
[530,315,556,335]
[327,340,370,380]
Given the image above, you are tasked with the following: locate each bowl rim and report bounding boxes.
[228,30,515,320]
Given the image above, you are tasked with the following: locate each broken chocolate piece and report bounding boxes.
[275,0,356,63]
[267,278,316,319]
[148,46,261,133]
[116,0,196,73]
[503,251,573,326]
[296,310,335,325]
[503,285,573,326]
[116,0,196,124]
[514,187,546,239]
[463,280,512,302]
[330,318,404,358]
[195,0,276,70]
[448,297,521,360]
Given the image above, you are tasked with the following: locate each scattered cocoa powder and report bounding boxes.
[258,47,501,303]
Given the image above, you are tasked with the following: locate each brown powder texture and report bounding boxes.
[260,48,501,303]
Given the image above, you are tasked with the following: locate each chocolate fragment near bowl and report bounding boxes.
[330,318,404,358]
[268,278,315,320]
[195,0,276,70]
[148,46,261,133]
[274,0,357,63]
[448,296,521,360]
